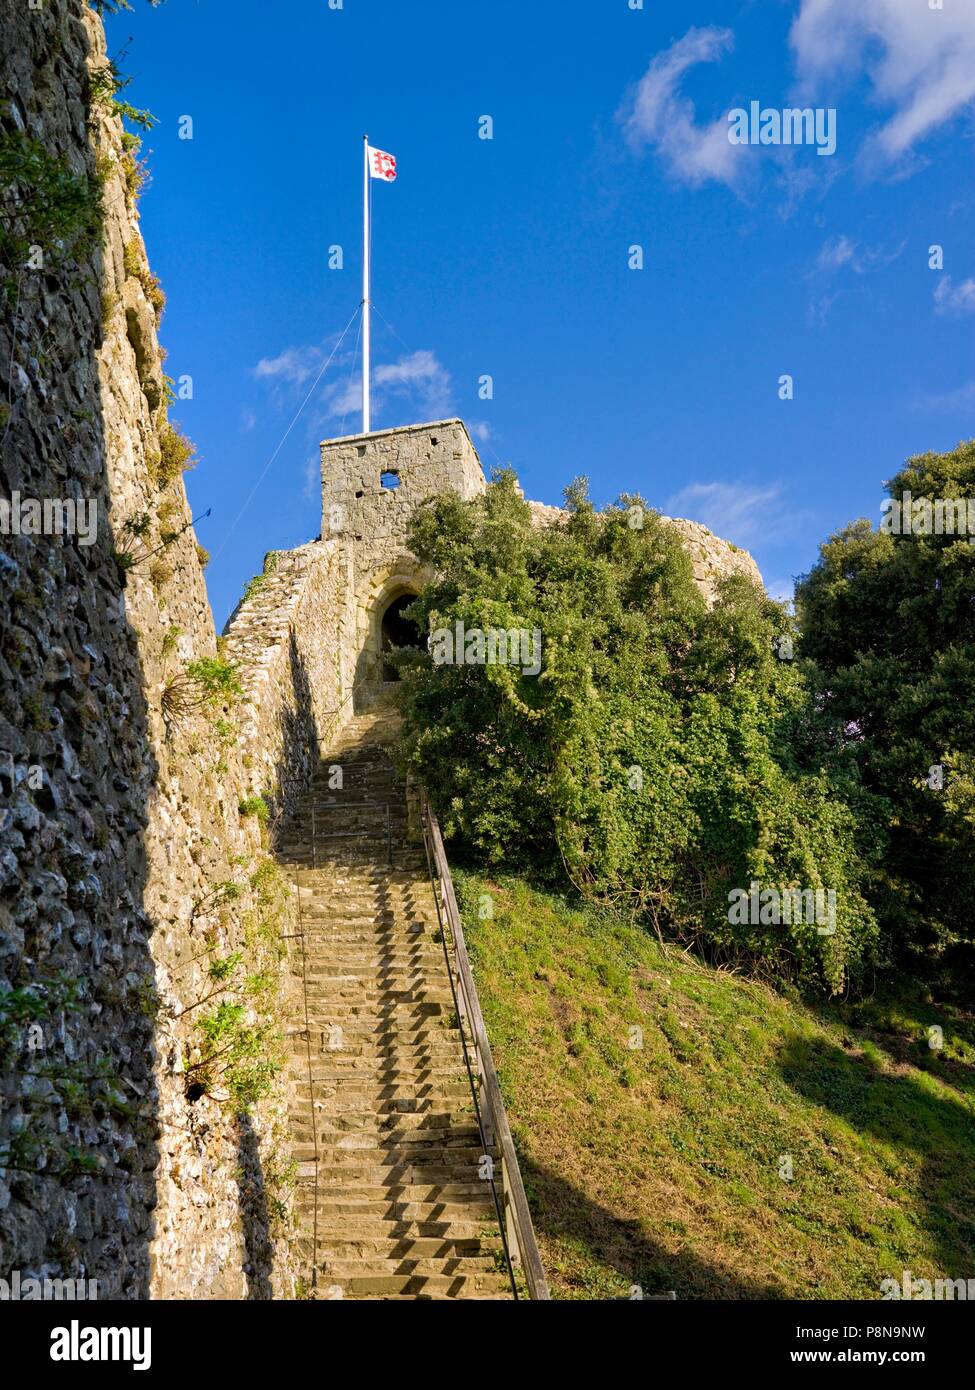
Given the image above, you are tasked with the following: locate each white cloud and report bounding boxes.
[302,455,319,502]
[665,481,800,548]
[253,342,452,428]
[934,274,975,317]
[323,349,452,425]
[253,344,327,388]
[791,0,975,164]
[375,350,451,412]
[916,377,975,410]
[808,291,840,327]
[814,234,906,282]
[618,27,741,189]
[816,234,858,272]
[765,576,797,606]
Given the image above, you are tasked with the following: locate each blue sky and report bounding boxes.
[106,0,975,623]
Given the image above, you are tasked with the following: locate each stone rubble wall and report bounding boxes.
[321,420,486,584]
[221,538,353,821]
[526,500,764,605]
[0,0,298,1299]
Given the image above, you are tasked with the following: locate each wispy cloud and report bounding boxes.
[665,480,803,548]
[791,0,975,166]
[915,378,975,411]
[375,350,451,414]
[253,342,452,432]
[934,275,975,317]
[618,27,741,189]
[815,234,906,275]
[253,344,329,388]
[816,234,858,273]
[302,455,319,502]
[765,576,797,606]
[808,291,840,327]
[809,234,906,321]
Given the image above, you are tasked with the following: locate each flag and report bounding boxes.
[367,145,397,182]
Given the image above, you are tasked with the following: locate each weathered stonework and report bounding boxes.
[1,0,298,1299]
[320,420,484,705]
[221,539,350,820]
[526,501,763,605]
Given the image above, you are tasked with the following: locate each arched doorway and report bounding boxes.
[380,592,422,680]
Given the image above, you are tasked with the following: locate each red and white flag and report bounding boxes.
[368,146,397,181]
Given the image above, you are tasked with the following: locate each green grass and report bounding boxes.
[457,872,975,1300]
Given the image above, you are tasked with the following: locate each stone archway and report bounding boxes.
[379,593,423,680]
[352,558,431,708]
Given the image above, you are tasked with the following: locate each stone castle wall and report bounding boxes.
[1,0,298,1299]
[220,538,351,820]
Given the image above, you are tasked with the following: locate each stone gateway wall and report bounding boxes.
[221,539,350,820]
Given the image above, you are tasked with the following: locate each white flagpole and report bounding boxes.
[362,134,371,434]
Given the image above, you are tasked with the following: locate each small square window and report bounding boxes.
[380,471,401,490]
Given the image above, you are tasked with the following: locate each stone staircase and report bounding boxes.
[277,709,513,1300]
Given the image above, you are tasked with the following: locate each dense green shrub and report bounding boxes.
[396,471,882,995]
[797,440,975,992]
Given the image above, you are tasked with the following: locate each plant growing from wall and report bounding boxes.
[154,422,196,488]
[161,657,242,729]
[122,237,165,313]
[0,132,104,301]
[86,61,156,132]
[184,859,289,1109]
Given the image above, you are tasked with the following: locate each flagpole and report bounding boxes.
[362,134,371,434]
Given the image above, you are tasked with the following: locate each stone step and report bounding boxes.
[299,982,452,1001]
[314,1254,500,1278]
[309,1162,494,1187]
[311,1235,501,1259]
[289,1071,466,1091]
[293,1184,493,1209]
[293,1127,482,1152]
[292,1057,468,1076]
[288,1047,465,1068]
[313,1272,511,1298]
[303,1219,498,1242]
[275,714,510,1299]
[297,1142,491,1168]
[289,1085,473,1113]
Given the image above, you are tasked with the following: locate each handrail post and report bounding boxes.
[419,790,552,1300]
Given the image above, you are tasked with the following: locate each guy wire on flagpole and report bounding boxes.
[362,133,371,434]
[211,303,361,562]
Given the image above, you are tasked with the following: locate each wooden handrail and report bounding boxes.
[420,794,551,1301]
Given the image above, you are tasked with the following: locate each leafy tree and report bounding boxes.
[396,470,881,995]
[797,440,975,993]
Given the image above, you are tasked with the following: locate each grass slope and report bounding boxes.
[456,873,975,1300]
